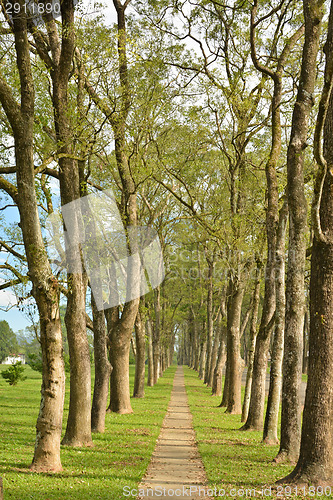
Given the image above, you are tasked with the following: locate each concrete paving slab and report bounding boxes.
[138,366,207,500]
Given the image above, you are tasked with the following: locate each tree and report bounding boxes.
[242,0,304,432]
[276,0,325,463]
[0,2,65,471]
[0,320,18,361]
[1,361,26,386]
[30,0,93,447]
[278,0,333,483]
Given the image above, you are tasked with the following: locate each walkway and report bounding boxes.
[138,366,207,499]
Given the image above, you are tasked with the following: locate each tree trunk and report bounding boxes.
[263,201,288,444]
[108,300,139,413]
[220,355,230,407]
[91,295,111,433]
[198,338,207,381]
[212,324,226,397]
[133,301,146,398]
[276,0,323,463]
[302,308,309,374]
[62,274,92,446]
[224,280,245,414]
[153,286,161,384]
[204,258,215,385]
[31,288,65,468]
[147,319,154,387]
[208,327,219,388]
[241,260,262,422]
[58,144,92,447]
[190,306,200,372]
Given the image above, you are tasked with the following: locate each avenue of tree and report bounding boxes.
[0,0,333,486]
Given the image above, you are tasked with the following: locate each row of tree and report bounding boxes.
[1,0,333,486]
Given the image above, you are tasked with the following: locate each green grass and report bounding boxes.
[183,366,329,500]
[0,363,176,499]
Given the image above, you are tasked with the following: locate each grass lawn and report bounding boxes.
[183,366,329,500]
[0,363,176,499]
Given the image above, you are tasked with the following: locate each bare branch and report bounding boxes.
[0,240,26,261]
[312,1,333,244]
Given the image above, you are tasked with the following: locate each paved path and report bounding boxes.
[138,366,207,500]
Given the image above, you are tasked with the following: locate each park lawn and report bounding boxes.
[183,366,329,500]
[0,363,176,499]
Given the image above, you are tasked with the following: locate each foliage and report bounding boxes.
[0,320,19,362]
[1,361,27,386]
[28,352,72,374]
[26,352,43,373]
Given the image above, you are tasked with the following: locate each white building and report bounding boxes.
[3,354,26,365]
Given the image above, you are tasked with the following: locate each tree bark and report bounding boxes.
[223,279,245,414]
[133,300,146,398]
[91,295,111,433]
[212,322,226,397]
[108,299,138,413]
[263,200,288,444]
[204,257,215,385]
[276,0,323,463]
[302,308,309,374]
[147,318,154,387]
[198,338,207,381]
[208,325,219,388]
[241,260,262,422]
[153,286,161,384]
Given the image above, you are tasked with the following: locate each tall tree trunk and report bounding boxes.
[208,327,219,388]
[302,308,309,374]
[133,300,146,398]
[204,257,215,385]
[263,201,288,444]
[108,300,138,413]
[106,0,140,412]
[276,0,323,463]
[190,306,200,372]
[212,323,227,397]
[62,272,92,446]
[153,286,161,384]
[279,1,333,482]
[241,74,278,433]
[147,318,154,387]
[241,260,262,422]
[0,16,65,471]
[32,0,93,447]
[198,338,207,381]
[56,89,92,449]
[243,1,304,434]
[220,355,230,407]
[91,295,111,433]
[224,279,245,414]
